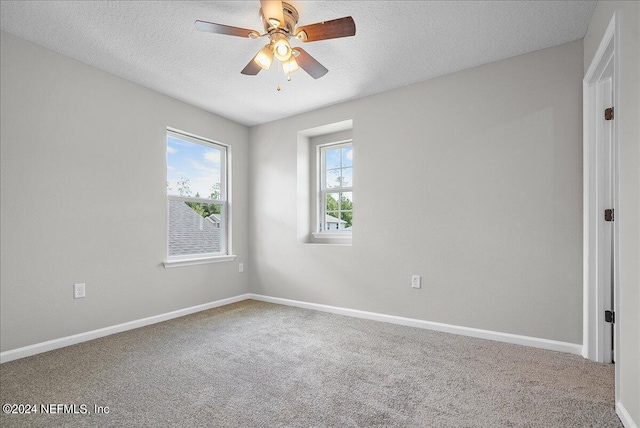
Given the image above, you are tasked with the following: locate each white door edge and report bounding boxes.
[582,10,620,402]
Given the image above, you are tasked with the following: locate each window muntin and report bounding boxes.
[166,130,228,258]
[319,142,353,233]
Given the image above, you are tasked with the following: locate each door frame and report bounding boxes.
[582,10,620,396]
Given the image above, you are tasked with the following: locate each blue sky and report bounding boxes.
[167,136,221,199]
[325,146,353,170]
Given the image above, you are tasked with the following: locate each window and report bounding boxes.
[165,129,229,262]
[297,121,352,245]
[318,141,353,235]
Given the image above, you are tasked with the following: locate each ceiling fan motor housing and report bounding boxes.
[260,2,299,34]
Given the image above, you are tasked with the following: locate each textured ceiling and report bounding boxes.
[0,1,596,126]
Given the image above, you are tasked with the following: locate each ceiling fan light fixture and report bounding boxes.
[282,56,299,75]
[272,34,292,62]
[196,1,355,80]
[254,45,274,70]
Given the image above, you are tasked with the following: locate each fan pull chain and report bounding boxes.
[275,56,293,91]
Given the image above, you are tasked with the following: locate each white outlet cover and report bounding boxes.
[412,275,421,289]
[74,283,86,299]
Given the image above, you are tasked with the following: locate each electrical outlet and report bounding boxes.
[239,263,244,273]
[74,283,86,299]
[411,275,421,289]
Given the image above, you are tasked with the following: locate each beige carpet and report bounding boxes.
[0,300,621,427]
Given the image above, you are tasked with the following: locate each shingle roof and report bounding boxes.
[168,200,221,256]
[326,214,346,224]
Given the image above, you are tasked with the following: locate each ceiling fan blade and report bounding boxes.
[260,0,285,28]
[241,52,263,76]
[195,20,259,38]
[292,48,328,79]
[295,16,356,42]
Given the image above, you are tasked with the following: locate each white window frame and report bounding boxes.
[163,129,235,268]
[314,140,353,239]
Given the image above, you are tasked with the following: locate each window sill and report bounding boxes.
[312,233,352,240]
[163,255,236,269]
[311,233,353,246]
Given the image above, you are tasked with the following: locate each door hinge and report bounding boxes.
[605,107,614,121]
[605,310,615,324]
[604,208,614,222]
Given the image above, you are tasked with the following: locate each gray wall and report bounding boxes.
[0,32,250,352]
[584,2,640,425]
[249,40,584,344]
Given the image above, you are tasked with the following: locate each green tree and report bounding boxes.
[187,201,221,218]
[326,194,339,211]
[177,177,191,196]
[176,178,221,219]
[339,194,353,228]
[186,190,221,218]
[210,183,221,200]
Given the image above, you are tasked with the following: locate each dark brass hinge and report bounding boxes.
[604,209,614,222]
[605,107,614,121]
[605,310,615,324]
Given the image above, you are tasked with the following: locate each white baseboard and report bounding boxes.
[617,401,639,428]
[247,294,583,356]
[2,292,583,364]
[0,294,251,363]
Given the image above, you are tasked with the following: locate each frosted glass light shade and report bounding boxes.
[255,45,274,70]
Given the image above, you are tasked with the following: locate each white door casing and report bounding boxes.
[583,10,620,398]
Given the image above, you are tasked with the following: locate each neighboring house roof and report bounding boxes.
[168,201,220,256]
[325,214,346,224]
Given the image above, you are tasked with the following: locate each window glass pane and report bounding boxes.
[167,136,222,200]
[339,192,353,211]
[326,193,339,212]
[168,200,223,256]
[341,167,353,187]
[326,169,341,189]
[340,211,353,230]
[325,148,341,170]
[342,147,353,167]
[340,192,353,230]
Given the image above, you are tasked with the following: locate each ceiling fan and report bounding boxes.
[195,0,356,80]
